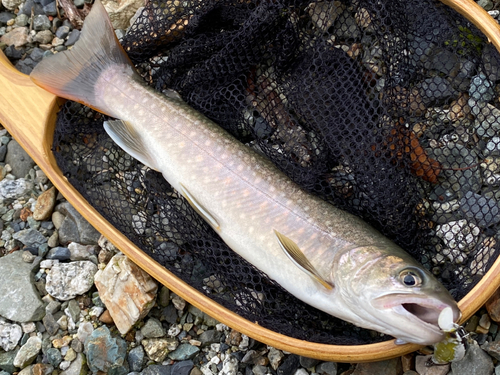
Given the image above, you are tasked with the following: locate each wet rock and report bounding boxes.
[13,336,42,369]
[0,321,22,351]
[94,254,157,334]
[168,343,199,361]
[141,318,165,338]
[33,187,56,221]
[0,251,45,322]
[299,356,320,369]
[0,179,33,201]
[84,326,127,373]
[451,342,493,375]
[45,261,98,300]
[56,202,101,245]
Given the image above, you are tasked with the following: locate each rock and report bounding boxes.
[76,322,94,345]
[470,73,495,102]
[101,0,144,29]
[435,220,480,252]
[127,345,145,372]
[13,336,42,369]
[84,326,127,373]
[220,356,237,375]
[56,202,101,245]
[46,247,71,261]
[59,352,88,375]
[0,349,18,373]
[487,289,500,322]
[268,348,284,370]
[1,0,22,11]
[277,355,300,375]
[299,356,320,369]
[142,338,178,362]
[0,12,15,25]
[451,343,494,375]
[483,44,500,82]
[142,364,172,375]
[68,242,95,260]
[0,251,45,322]
[32,363,53,375]
[13,228,47,248]
[198,330,222,346]
[483,340,500,360]
[32,14,51,31]
[34,29,53,44]
[418,76,458,105]
[94,254,157,334]
[141,318,165,338]
[45,261,98,300]
[351,358,401,375]
[46,347,62,367]
[42,313,59,336]
[0,178,33,200]
[55,25,70,39]
[4,140,35,178]
[99,309,114,324]
[168,343,199,361]
[0,321,22,351]
[415,355,449,375]
[64,29,80,46]
[33,187,57,221]
[316,362,337,375]
[459,191,500,228]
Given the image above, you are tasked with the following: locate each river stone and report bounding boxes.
[45,261,98,300]
[0,178,33,200]
[142,365,172,375]
[13,336,42,369]
[13,228,47,248]
[94,254,157,334]
[55,202,100,245]
[1,0,22,11]
[60,352,88,375]
[0,251,45,322]
[68,242,95,260]
[167,343,199,361]
[0,321,22,351]
[140,318,165,338]
[351,358,401,375]
[142,338,178,363]
[33,187,56,221]
[0,349,18,373]
[451,343,494,375]
[101,0,144,29]
[127,345,144,372]
[84,326,127,373]
[4,139,35,178]
[46,347,62,367]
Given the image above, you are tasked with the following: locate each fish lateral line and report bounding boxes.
[273,229,333,290]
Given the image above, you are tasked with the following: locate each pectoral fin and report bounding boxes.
[179,183,220,230]
[273,229,333,290]
[104,120,159,171]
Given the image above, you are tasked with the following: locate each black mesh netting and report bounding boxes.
[52,0,500,344]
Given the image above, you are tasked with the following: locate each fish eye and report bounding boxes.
[399,269,423,287]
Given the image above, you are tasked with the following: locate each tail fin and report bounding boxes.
[30,0,135,115]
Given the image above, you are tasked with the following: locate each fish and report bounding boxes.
[30,0,461,345]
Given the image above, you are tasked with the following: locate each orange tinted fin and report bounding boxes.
[30,0,136,116]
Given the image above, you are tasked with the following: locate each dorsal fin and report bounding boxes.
[273,229,333,290]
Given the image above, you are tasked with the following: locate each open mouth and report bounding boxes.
[401,303,442,325]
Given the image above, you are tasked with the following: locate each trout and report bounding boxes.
[31,0,461,344]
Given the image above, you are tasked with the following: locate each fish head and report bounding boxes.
[334,245,461,345]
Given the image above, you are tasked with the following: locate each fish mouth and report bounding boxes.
[372,294,461,343]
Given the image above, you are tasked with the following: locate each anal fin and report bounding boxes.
[104,120,158,171]
[274,229,333,290]
[179,183,220,230]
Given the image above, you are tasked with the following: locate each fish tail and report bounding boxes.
[30,0,135,116]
